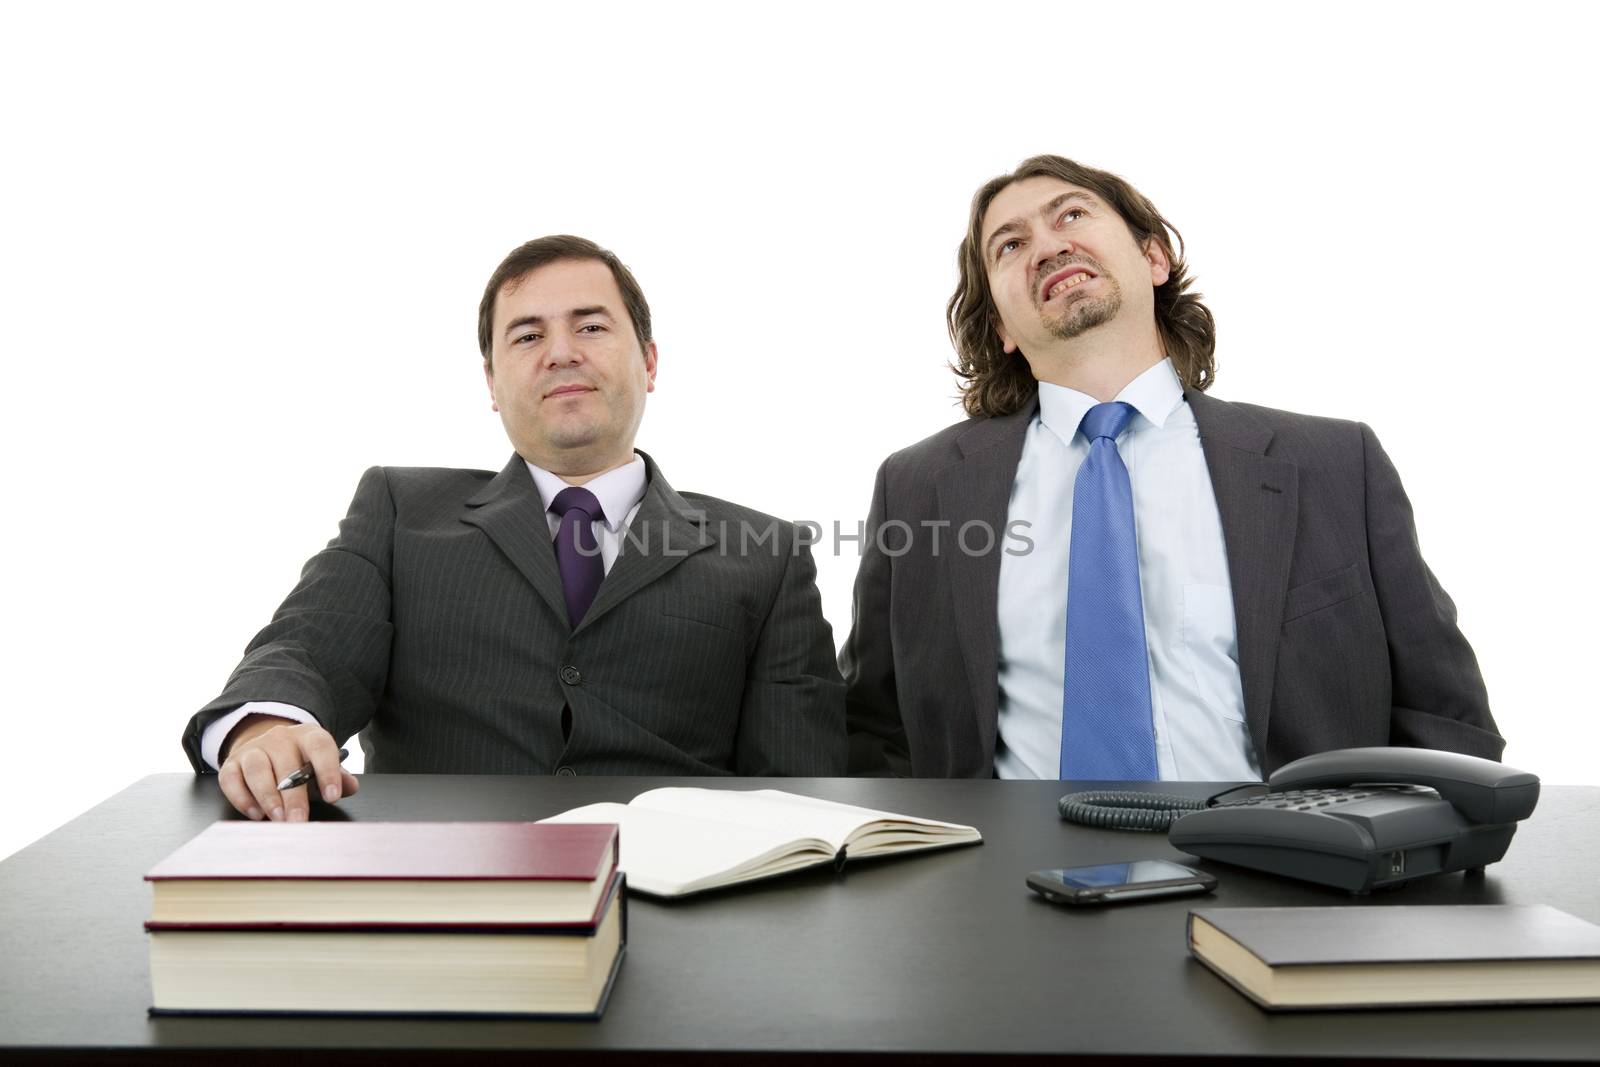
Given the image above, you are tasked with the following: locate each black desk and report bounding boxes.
[2,775,1597,1065]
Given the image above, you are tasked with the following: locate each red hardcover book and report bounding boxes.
[145,821,618,928]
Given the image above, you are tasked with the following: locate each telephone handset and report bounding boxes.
[1165,747,1540,893]
[1252,746,1539,824]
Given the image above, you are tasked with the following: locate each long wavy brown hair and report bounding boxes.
[948,156,1216,417]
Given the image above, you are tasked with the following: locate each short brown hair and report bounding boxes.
[478,235,653,367]
[948,156,1216,418]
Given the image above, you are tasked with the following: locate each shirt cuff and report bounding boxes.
[199,701,318,771]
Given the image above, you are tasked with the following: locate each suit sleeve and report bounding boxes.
[180,466,398,772]
[840,459,913,776]
[733,531,848,775]
[1361,425,1505,759]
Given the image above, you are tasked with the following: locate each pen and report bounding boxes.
[276,749,351,792]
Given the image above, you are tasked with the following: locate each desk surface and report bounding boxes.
[2,774,1597,1064]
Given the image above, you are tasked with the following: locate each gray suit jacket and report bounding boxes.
[183,453,846,776]
[841,391,1502,777]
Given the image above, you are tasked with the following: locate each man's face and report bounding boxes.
[484,258,657,473]
[979,175,1170,357]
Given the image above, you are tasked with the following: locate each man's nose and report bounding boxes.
[1034,234,1075,276]
[545,334,585,368]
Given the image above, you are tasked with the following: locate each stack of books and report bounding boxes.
[144,821,624,1017]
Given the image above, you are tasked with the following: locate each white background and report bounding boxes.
[3,1,1595,862]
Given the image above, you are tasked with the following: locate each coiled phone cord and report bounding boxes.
[1058,783,1262,832]
[1056,791,1206,832]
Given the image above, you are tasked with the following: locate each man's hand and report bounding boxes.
[217,714,358,822]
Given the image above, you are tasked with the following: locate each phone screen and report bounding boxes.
[1047,860,1201,889]
[1027,859,1215,905]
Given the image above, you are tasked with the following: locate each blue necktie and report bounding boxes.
[1060,402,1158,780]
[550,487,606,627]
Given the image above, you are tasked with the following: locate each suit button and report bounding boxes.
[555,766,577,777]
[560,666,582,686]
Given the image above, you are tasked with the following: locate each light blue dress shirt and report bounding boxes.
[994,359,1261,782]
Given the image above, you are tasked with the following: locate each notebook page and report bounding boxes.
[541,802,833,897]
[628,788,978,852]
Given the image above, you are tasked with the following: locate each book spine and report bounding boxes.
[146,871,627,935]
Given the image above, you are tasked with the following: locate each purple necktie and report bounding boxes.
[550,487,606,627]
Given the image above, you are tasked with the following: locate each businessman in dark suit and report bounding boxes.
[187,235,845,821]
[842,156,1502,779]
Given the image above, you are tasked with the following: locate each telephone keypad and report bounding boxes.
[1218,787,1379,812]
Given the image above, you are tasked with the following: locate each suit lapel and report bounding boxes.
[935,404,1035,762]
[461,454,569,624]
[1187,390,1299,759]
[578,451,715,635]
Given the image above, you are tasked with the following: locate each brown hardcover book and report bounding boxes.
[1188,904,1600,1010]
[145,821,618,927]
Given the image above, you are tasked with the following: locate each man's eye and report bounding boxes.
[1059,208,1085,224]
[578,324,605,334]
[998,239,1021,258]
[514,333,541,344]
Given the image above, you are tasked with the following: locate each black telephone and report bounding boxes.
[1061,747,1540,894]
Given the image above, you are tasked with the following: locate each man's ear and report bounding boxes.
[1143,237,1172,287]
[643,341,659,393]
[994,314,1017,355]
[483,360,499,412]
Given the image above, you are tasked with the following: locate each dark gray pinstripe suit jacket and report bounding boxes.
[842,390,1503,777]
[182,453,846,776]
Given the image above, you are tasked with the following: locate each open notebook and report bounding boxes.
[542,788,982,898]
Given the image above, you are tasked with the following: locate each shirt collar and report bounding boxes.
[1037,357,1185,443]
[523,454,647,532]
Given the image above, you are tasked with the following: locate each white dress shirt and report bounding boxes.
[994,359,1261,782]
[199,455,649,770]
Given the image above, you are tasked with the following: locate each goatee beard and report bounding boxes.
[1044,284,1122,341]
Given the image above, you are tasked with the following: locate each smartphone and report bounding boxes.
[1027,859,1216,905]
